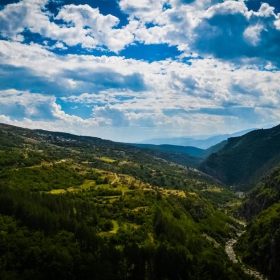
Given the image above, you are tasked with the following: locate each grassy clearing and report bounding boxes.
[24,138,40,144]
[187,192,198,196]
[100,157,116,163]
[49,189,66,194]
[66,187,80,193]
[115,184,131,194]
[99,183,133,195]
[95,184,111,189]
[45,176,132,197]
[26,159,69,169]
[103,196,120,203]
[109,220,119,234]
[161,189,186,198]
[79,179,95,190]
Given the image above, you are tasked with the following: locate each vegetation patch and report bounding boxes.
[0,124,252,280]
[109,220,119,234]
[49,189,67,194]
[100,157,116,163]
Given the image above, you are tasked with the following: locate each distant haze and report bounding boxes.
[140,129,256,149]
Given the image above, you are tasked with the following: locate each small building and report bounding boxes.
[235,191,245,198]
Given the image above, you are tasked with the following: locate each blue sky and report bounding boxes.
[0,0,280,142]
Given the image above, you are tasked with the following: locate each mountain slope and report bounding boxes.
[129,143,204,157]
[199,124,280,189]
[34,129,204,168]
[128,143,205,168]
[235,164,280,280]
[200,140,228,159]
[0,122,250,280]
[237,163,280,221]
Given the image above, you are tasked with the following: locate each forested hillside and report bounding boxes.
[126,143,204,168]
[131,143,204,157]
[235,165,280,280]
[0,123,250,280]
[199,125,280,190]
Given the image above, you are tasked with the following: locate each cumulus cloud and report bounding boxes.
[119,0,165,22]
[92,105,130,126]
[0,64,67,95]
[61,68,147,92]
[1,0,279,65]
[0,89,57,121]
[0,0,49,41]
[243,24,264,46]
[0,89,101,130]
[193,1,280,64]
[0,40,148,95]
[0,0,280,141]
[0,0,134,52]
[1,38,279,110]
[55,4,134,52]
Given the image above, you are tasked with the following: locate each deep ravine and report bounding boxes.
[225,229,268,280]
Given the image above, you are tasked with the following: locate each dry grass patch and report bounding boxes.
[100,157,116,163]
[49,189,66,194]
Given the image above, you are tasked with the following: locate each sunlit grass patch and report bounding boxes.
[109,220,119,234]
[49,189,66,194]
[100,157,116,163]
[188,192,198,196]
[67,187,79,193]
[79,179,95,190]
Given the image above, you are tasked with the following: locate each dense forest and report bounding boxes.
[235,164,280,280]
[2,123,280,279]
[0,123,253,280]
[199,125,280,190]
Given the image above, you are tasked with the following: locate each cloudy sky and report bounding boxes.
[0,0,280,142]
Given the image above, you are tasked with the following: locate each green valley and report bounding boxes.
[2,123,280,280]
[0,123,250,280]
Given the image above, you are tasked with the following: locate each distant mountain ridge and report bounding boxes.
[140,128,256,149]
[129,143,204,157]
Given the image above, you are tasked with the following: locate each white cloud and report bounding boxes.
[1,39,279,113]
[0,0,134,53]
[0,89,100,131]
[256,3,276,18]
[117,0,210,52]
[0,86,279,142]
[0,0,280,141]
[0,89,56,119]
[47,41,68,50]
[1,0,279,61]
[119,0,165,22]
[275,19,280,30]
[55,4,134,52]
[243,24,264,46]
[204,1,249,18]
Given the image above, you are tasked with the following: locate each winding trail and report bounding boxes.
[111,173,119,185]
[225,230,268,280]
